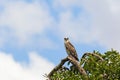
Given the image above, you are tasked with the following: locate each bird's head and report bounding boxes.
[64,37,69,42]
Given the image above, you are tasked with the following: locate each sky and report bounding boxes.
[0,0,120,80]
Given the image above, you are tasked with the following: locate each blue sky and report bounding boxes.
[0,0,120,80]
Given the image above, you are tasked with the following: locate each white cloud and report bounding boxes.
[58,10,94,43]
[53,0,81,9]
[0,52,54,80]
[0,0,55,46]
[1,0,120,51]
[54,0,120,50]
[81,0,120,50]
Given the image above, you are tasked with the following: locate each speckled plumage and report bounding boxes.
[64,38,79,61]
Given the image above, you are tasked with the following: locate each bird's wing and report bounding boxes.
[67,41,77,53]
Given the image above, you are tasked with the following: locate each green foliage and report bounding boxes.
[50,49,120,80]
[51,69,82,80]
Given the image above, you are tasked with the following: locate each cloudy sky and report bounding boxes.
[0,0,120,80]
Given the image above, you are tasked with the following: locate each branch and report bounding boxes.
[68,56,87,75]
[47,57,69,80]
[81,52,104,61]
[47,56,88,80]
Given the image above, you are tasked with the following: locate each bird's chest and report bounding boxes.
[65,47,71,55]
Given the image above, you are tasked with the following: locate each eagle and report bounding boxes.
[64,37,79,61]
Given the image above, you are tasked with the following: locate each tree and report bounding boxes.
[47,49,120,80]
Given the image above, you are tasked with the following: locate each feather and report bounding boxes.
[64,38,79,61]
